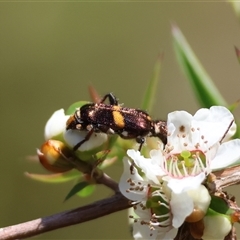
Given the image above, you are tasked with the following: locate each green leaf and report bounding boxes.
[228,99,240,112]
[66,101,89,115]
[209,195,234,215]
[77,184,96,197]
[64,181,91,201]
[141,54,163,113]
[228,100,240,138]
[228,1,240,18]
[172,24,227,108]
[25,169,80,183]
[234,120,240,139]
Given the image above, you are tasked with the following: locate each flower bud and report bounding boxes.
[185,208,205,223]
[64,129,110,160]
[202,215,232,239]
[185,185,211,222]
[44,109,70,141]
[38,140,74,172]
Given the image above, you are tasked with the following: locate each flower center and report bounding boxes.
[164,150,207,178]
[145,187,172,228]
[128,185,173,236]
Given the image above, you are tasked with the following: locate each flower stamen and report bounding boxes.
[164,150,207,178]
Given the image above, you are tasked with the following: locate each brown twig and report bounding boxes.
[2,159,240,240]
[209,165,240,191]
[58,147,119,192]
[0,154,122,240]
[0,192,131,240]
[96,172,119,191]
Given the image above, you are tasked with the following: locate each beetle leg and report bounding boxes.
[73,128,95,151]
[100,93,118,105]
[136,136,145,151]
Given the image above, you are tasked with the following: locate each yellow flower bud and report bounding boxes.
[38,140,74,173]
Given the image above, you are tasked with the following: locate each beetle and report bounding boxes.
[66,93,167,151]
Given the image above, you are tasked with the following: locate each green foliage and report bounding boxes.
[172,24,240,138]
[141,54,163,113]
[229,1,240,18]
[66,101,89,115]
[25,170,80,183]
[209,195,233,215]
[64,181,93,201]
[77,184,96,197]
[172,24,227,108]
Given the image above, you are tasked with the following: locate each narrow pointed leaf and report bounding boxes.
[25,169,80,183]
[64,181,90,201]
[228,1,240,18]
[172,24,227,108]
[141,54,163,113]
[77,184,95,197]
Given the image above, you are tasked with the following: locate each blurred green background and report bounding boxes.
[1,2,240,239]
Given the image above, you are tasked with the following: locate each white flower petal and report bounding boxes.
[119,157,146,201]
[127,149,164,184]
[194,106,233,125]
[167,111,193,150]
[167,111,193,134]
[165,172,205,194]
[192,108,210,120]
[170,191,194,228]
[192,106,234,147]
[166,106,234,152]
[133,221,158,240]
[64,129,108,151]
[133,205,177,240]
[223,121,236,141]
[160,228,178,240]
[134,204,150,219]
[44,109,69,140]
[210,139,240,170]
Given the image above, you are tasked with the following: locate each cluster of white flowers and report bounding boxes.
[41,105,240,239]
[119,106,240,239]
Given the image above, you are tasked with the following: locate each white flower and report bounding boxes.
[119,157,212,239]
[126,150,165,185]
[64,129,108,152]
[209,139,240,170]
[44,109,70,140]
[165,106,240,188]
[120,106,240,239]
[128,106,240,194]
[119,157,191,240]
[167,106,235,150]
[44,109,108,152]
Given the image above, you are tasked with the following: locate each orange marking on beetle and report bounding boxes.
[147,115,152,121]
[66,115,75,126]
[112,106,125,128]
